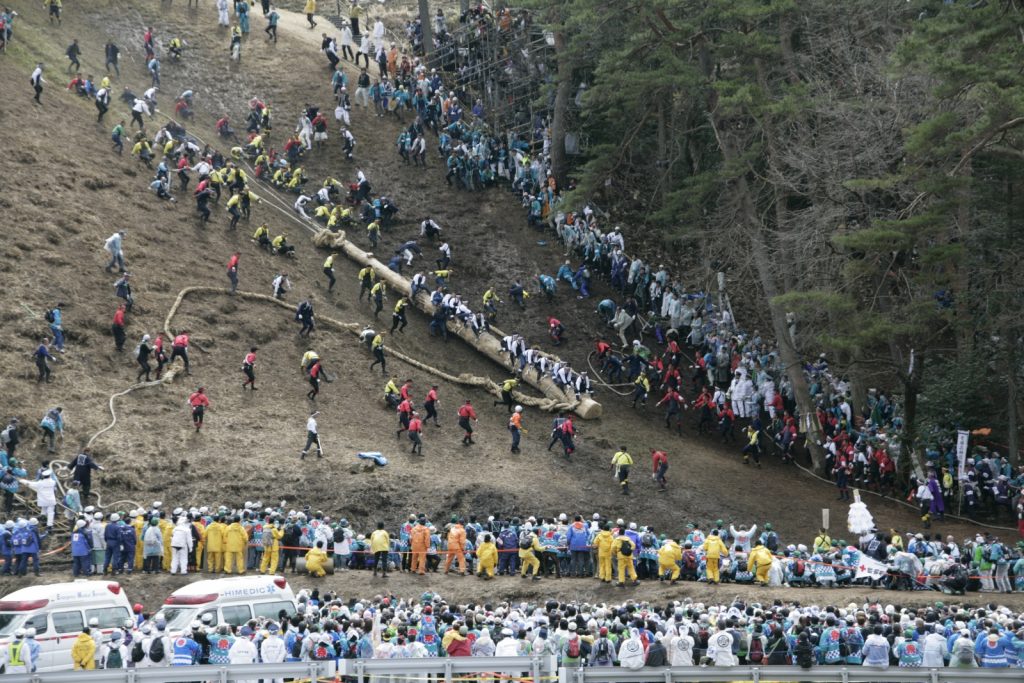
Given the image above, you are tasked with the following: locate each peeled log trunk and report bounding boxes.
[313,230,603,419]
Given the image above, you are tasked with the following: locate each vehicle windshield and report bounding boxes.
[155,607,195,632]
[0,614,25,637]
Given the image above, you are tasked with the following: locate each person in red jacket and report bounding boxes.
[111,304,127,352]
[693,387,715,435]
[307,358,324,400]
[651,449,668,492]
[407,412,423,455]
[399,379,414,401]
[656,388,685,432]
[188,387,210,431]
[396,398,412,437]
[457,400,477,446]
[227,252,240,294]
[241,346,257,390]
[718,403,736,443]
[171,332,191,374]
[424,385,440,426]
[154,334,169,379]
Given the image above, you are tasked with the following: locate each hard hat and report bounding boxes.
[110,513,120,522]
[25,628,36,638]
[514,405,523,413]
[14,629,25,638]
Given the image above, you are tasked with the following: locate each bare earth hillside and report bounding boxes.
[0,0,1008,606]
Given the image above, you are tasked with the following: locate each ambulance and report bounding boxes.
[154,576,297,635]
[0,580,133,672]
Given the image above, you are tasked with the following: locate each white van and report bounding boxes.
[154,576,297,635]
[0,580,133,672]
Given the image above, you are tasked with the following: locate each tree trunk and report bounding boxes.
[418,0,433,60]
[748,221,826,473]
[1007,332,1020,467]
[896,352,926,485]
[460,0,469,16]
[550,30,572,189]
[311,230,603,419]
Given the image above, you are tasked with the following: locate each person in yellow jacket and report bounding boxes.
[133,512,146,570]
[611,448,634,495]
[223,516,248,574]
[594,523,614,583]
[702,530,728,584]
[747,540,773,585]
[813,528,832,554]
[191,517,206,571]
[519,528,542,580]
[305,540,328,577]
[204,516,227,573]
[159,515,174,571]
[476,533,498,579]
[612,530,638,586]
[369,522,390,577]
[657,538,682,583]
[71,629,96,670]
[304,0,318,28]
[260,521,284,574]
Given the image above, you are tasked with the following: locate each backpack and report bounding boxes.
[793,559,805,576]
[131,641,146,664]
[262,527,275,547]
[291,637,304,659]
[519,535,532,550]
[134,344,143,360]
[748,636,764,664]
[641,532,656,548]
[45,309,55,323]
[148,636,165,663]
[312,643,330,660]
[593,638,612,664]
[982,545,993,563]
[619,540,633,557]
[566,636,580,659]
[106,646,123,669]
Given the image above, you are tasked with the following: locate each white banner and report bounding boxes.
[855,555,889,581]
[956,430,970,481]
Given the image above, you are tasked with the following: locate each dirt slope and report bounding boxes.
[0,0,1005,604]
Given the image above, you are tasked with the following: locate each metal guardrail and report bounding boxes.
[342,654,559,682]
[1,661,330,683]
[561,665,1015,683]
[3,661,1017,683]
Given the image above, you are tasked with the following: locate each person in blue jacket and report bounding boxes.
[103,513,123,574]
[0,520,15,575]
[566,515,590,577]
[13,519,41,577]
[71,519,93,576]
[171,630,202,666]
[120,518,137,574]
[975,629,1012,668]
[47,303,65,353]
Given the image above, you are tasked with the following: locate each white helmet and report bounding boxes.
[25,628,36,638]
[514,405,523,413]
